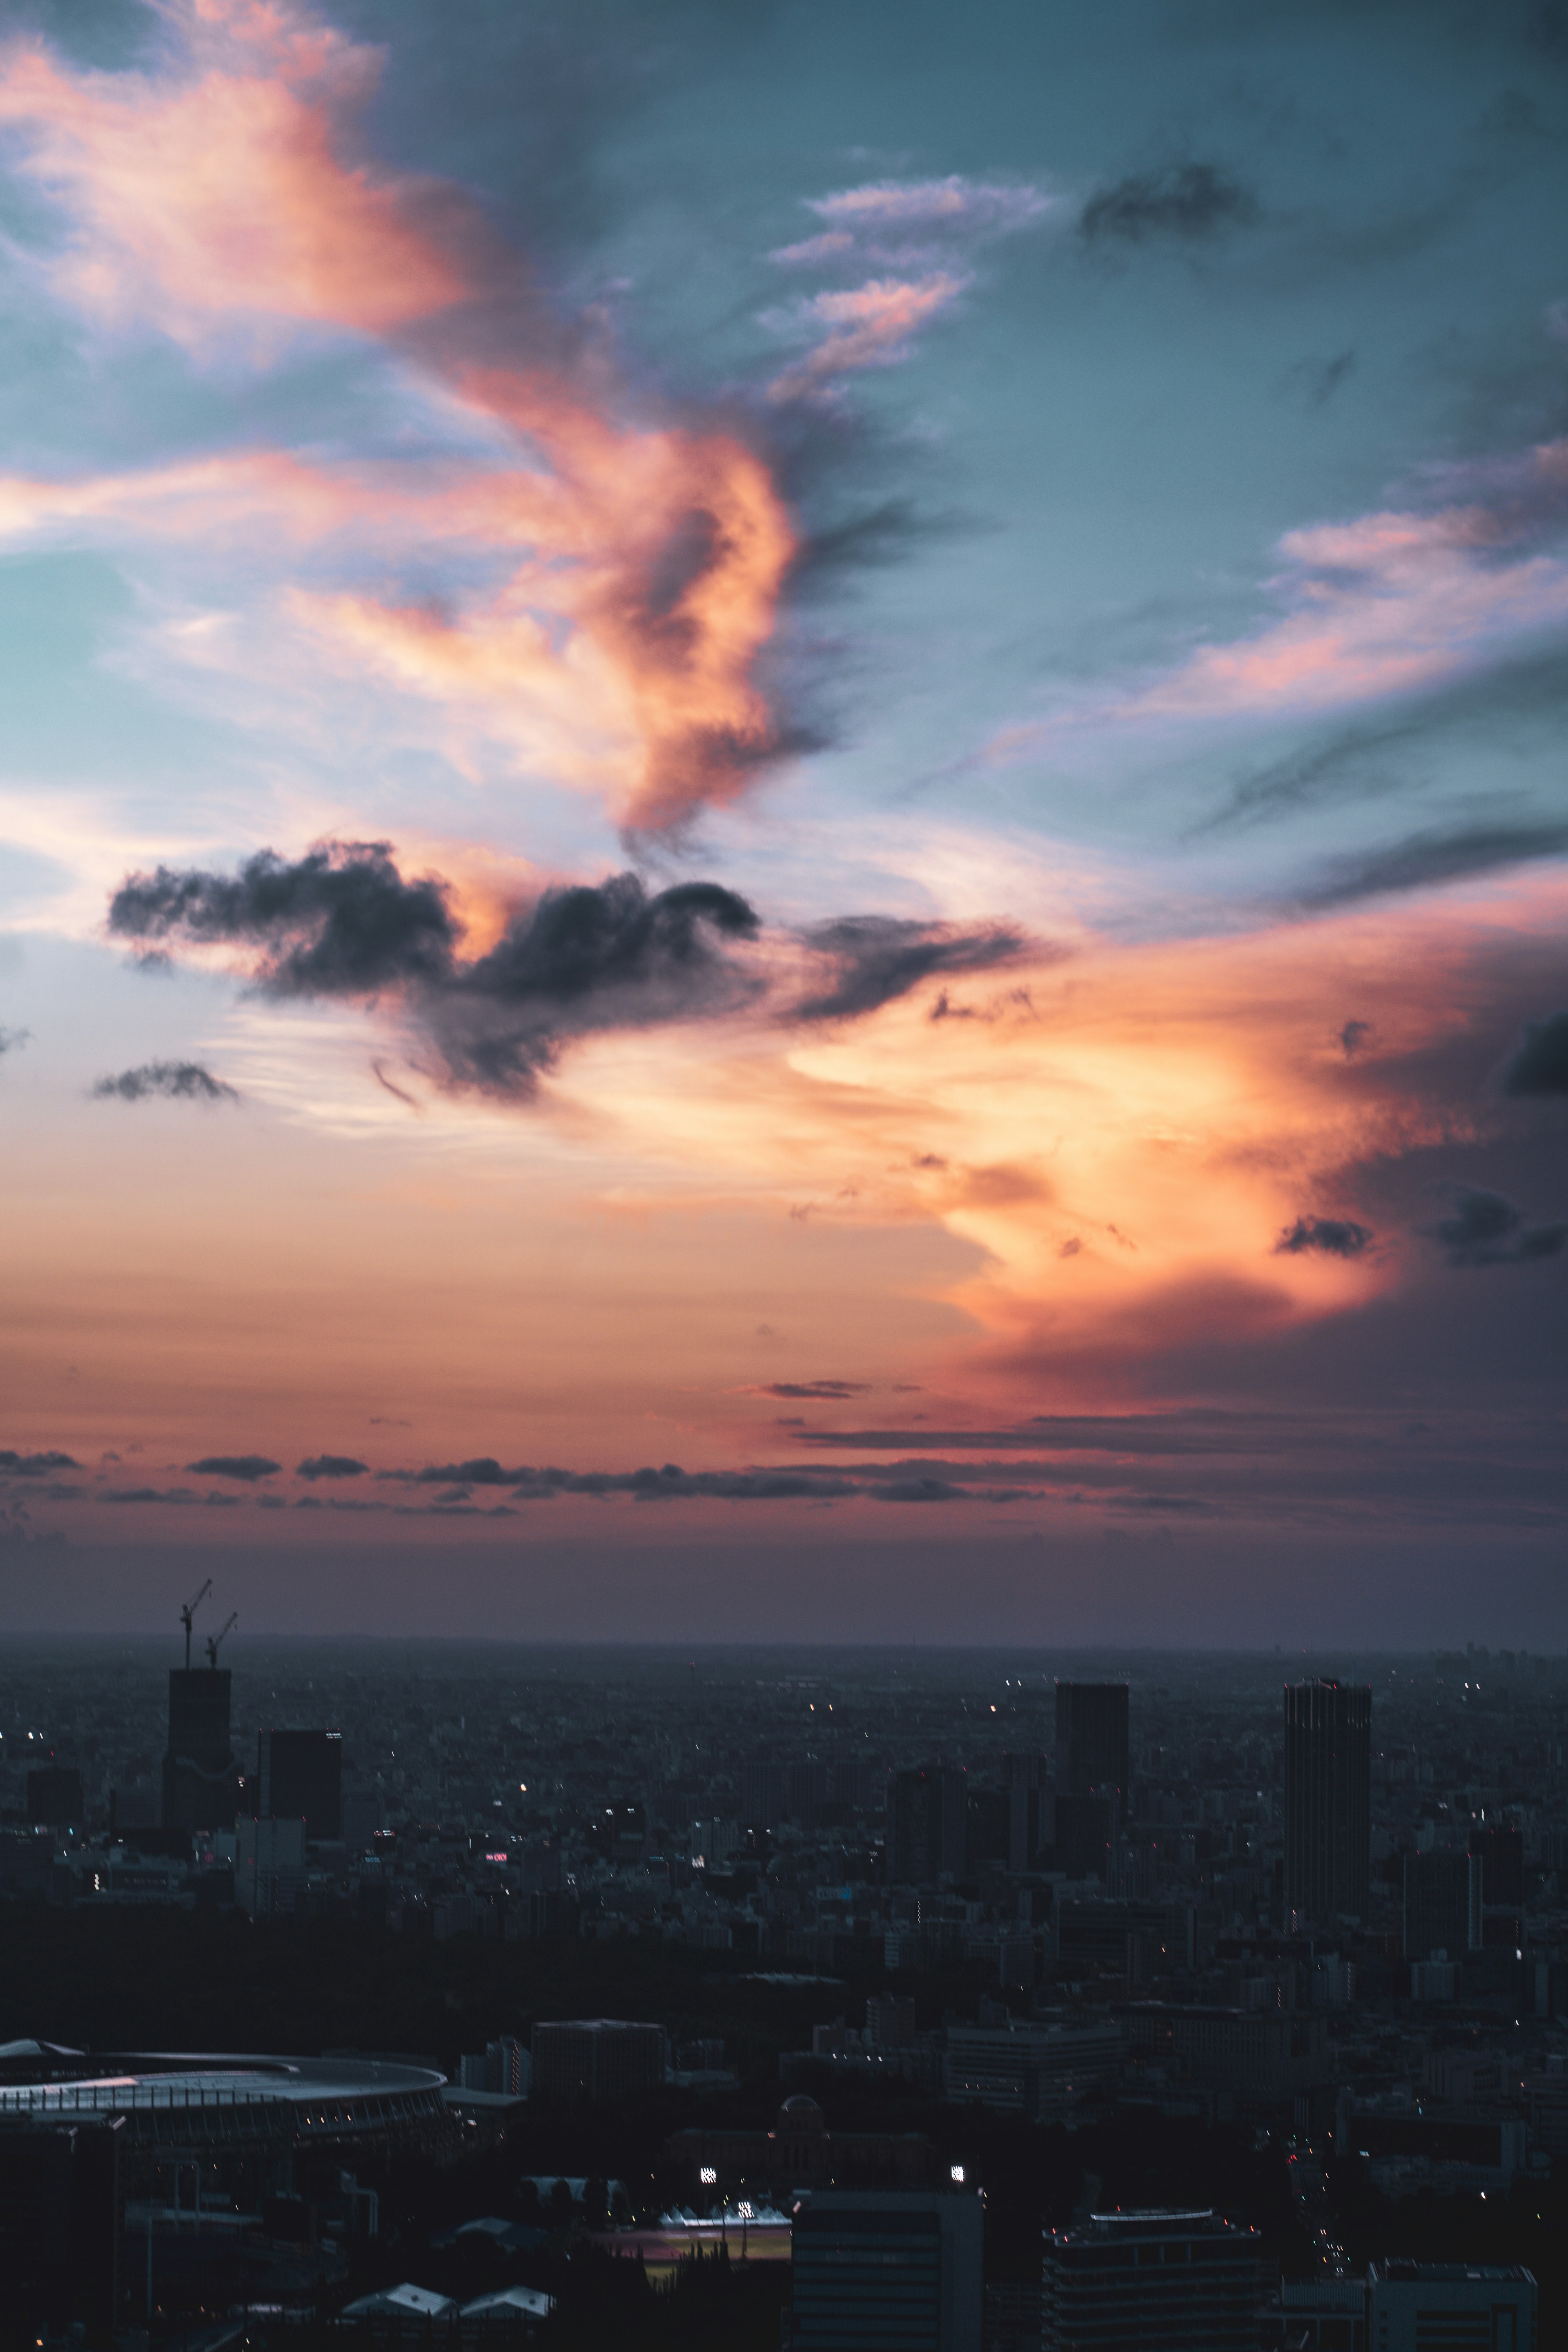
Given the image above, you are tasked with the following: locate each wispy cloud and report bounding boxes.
[91,1060,240,1102]
[764,171,1054,401]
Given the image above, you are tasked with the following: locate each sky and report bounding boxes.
[1,0,1565,1642]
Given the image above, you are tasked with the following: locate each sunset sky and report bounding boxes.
[2,0,1565,1641]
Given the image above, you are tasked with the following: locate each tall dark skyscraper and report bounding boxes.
[258,1728,343,1841]
[1283,1680,1371,1925]
[161,1668,240,1832]
[1054,1684,1129,1817]
[889,1767,967,1885]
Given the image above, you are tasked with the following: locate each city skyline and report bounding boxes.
[1,0,1566,1636]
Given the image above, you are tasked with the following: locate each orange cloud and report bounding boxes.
[0,0,798,832]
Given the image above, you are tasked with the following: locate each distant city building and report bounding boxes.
[1055,1683,1129,1819]
[161,1666,240,1832]
[1003,1752,1049,1873]
[1123,2003,1327,2096]
[1402,1849,1481,1963]
[257,1728,342,1841]
[25,1766,83,1829]
[1283,1680,1371,1925]
[791,2189,983,2351]
[890,1768,967,1885]
[236,1815,306,1915]
[1468,1822,1525,1911]
[668,2094,935,2201]
[943,2020,1123,2123]
[743,1761,786,1832]
[1042,2208,1261,2352]
[1365,2260,1535,2351]
[530,2019,666,2105]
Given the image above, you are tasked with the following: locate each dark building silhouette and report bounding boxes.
[1403,1849,1481,1963]
[890,1767,967,1884]
[26,1766,83,1828]
[530,2019,665,2104]
[742,1760,786,1832]
[1283,1680,1370,1925]
[793,2189,983,2352]
[1470,1823,1525,1911]
[0,2117,122,2349]
[257,1729,343,1841]
[161,1667,240,1832]
[1042,2208,1260,2351]
[1055,1684,1129,1823]
[1004,1753,1049,1873]
[1054,1793,1116,1882]
[667,2095,935,2199]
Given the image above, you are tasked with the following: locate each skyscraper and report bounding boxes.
[161,1668,240,1832]
[792,2192,983,2351]
[1042,2209,1261,2352]
[1054,1684,1129,1819]
[1283,1680,1371,1926]
[258,1728,343,1841]
[889,1767,968,1885]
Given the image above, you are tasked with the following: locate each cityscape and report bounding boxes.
[2,0,1566,2345]
[0,1626,1560,2343]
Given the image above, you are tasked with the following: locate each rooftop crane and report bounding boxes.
[180,1577,213,1671]
[205,1611,238,1669]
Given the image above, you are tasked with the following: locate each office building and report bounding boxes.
[1365,2261,1535,2350]
[1054,1793,1116,1882]
[26,1766,83,1828]
[1042,2208,1260,2351]
[943,2020,1123,2122]
[890,1767,968,1885]
[1055,1684,1129,1826]
[257,1728,342,1841]
[791,2190,983,2351]
[1283,1681,1371,1925]
[1402,1850,1481,1963]
[743,1761,786,1832]
[1469,1823,1525,1910]
[1004,1752,1048,1873]
[1123,2004,1327,2096]
[161,1666,240,1832]
[530,2019,666,2105]
[237,1814,307,1915]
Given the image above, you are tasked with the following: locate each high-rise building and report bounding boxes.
[1365,2261,1535,2350]
[1003,1753,1048,1873]
[1283,1681,1371,1925]
[1042,2208,1260,2351]
[791,2191,983,2351]
[161,1668,239,1832]
[1469,1823,1525,1911]
[26,1766,83,1829]
[257,1728,343,1841]
[530,2020,666,2105]
[1054,1685,1129,1824]
[742,1761,786,1832]
[1402,1849,1481,1963]
[890,1768,968,1885]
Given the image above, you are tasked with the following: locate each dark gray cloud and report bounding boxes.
[0,1027,28,1056]
[1080,162,1259,247]
[1428,1187,1566,1266]
[109,843,457,996]
[108,842,1037,1095]
[0,1450,79,1475]
[185,1453,281,1481]
[1502,1011,1568,1097]
[296,1454,370,1481]
[762,1381,871,1400]
[790,916,1031,1021]
[1296,818,1568,909]
[1308,349,1355,408]
[1340,1019,1371,1057]
[108,844,763,1098]
[91,1061,240,1104]
[1274,1215,1374,1258]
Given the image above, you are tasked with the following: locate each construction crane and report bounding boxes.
[180,1578,212,1671]
[205,1611,238,1669]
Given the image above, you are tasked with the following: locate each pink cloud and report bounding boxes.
[0,0,799,833]
[804,175,1052,237]
[766,272,970,401]
[983,442,1568,758]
